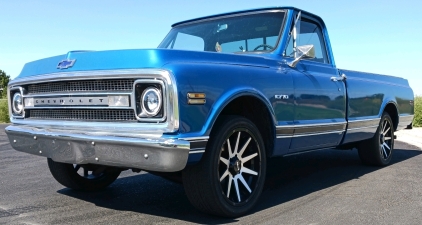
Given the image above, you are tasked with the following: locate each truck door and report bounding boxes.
[285,15,347,152]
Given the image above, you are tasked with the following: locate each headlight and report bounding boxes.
[133,79,165,121]
[141,87,162,117]
[12,92,23,114]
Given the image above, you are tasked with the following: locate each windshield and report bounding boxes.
[158,11,286,53]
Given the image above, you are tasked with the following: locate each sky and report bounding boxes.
[1,0,421,95]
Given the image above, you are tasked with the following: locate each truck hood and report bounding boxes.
[16,49,270,80]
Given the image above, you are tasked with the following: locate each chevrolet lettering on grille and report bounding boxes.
[34,97,108,106]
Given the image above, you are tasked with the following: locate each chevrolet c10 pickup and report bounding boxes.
[5,7,414,217]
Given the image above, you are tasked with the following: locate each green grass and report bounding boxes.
[414,96,422,127]
[0,99,9,123]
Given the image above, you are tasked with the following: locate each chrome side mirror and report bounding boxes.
[288,45,315,68]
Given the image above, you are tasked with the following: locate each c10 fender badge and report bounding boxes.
[57,59,76,69]
[275,95,289,100]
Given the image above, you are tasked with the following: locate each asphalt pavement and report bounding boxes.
[1,123,422,224]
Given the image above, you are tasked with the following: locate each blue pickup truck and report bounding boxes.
[5,7,414,217]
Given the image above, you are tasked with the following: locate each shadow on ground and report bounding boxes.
[58,147,421,223]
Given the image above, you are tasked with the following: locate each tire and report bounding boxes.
[182,116,266,217]
[47,158,121,191]
[357,112,395,166]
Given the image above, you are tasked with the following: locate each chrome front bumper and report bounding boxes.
[5,125,190,172]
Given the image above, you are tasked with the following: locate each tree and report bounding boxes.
[0,70,10,98]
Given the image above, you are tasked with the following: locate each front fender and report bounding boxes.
[200,87,277,136]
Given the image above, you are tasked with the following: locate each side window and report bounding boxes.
[284,19,328,64]
[172,33,204,51]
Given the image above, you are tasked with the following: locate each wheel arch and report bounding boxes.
[381,101,399,131]
[203,89,277,157]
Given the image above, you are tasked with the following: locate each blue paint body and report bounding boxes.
[15,7,414,163]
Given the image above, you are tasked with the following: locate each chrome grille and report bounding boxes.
[28,80,134,94]
[29,109,137,121]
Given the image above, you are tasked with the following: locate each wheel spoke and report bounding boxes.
[220,157,229,166]
[382,145,388,158]
[385,136,392,140]
[226,174,233,198]
[382,120,388,133]
[238,137,252,158]
[220,169,229,181]
[380,144,384,156]
[242,153,258,163]
[74,165,81,172]
[227,139,233,158]
[234,132,241,155]
[383,126,390,135]
[383,142,391,150]
[241,167,258,176]
[234,177,241,202]
[238,174,252,193]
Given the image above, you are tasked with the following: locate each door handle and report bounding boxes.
[331,74,347,82]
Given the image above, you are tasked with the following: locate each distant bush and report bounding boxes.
[0,99,9,123]
[0,70,10,98]
[414,96,422,127]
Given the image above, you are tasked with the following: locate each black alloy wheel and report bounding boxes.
[219,128,262,205]
[47,158,121,191]
[73,164,107,180]
[379,116,394,160]
[182,116,266,217]
[358,112,395,166]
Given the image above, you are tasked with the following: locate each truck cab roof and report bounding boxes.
[172,7,323,27]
